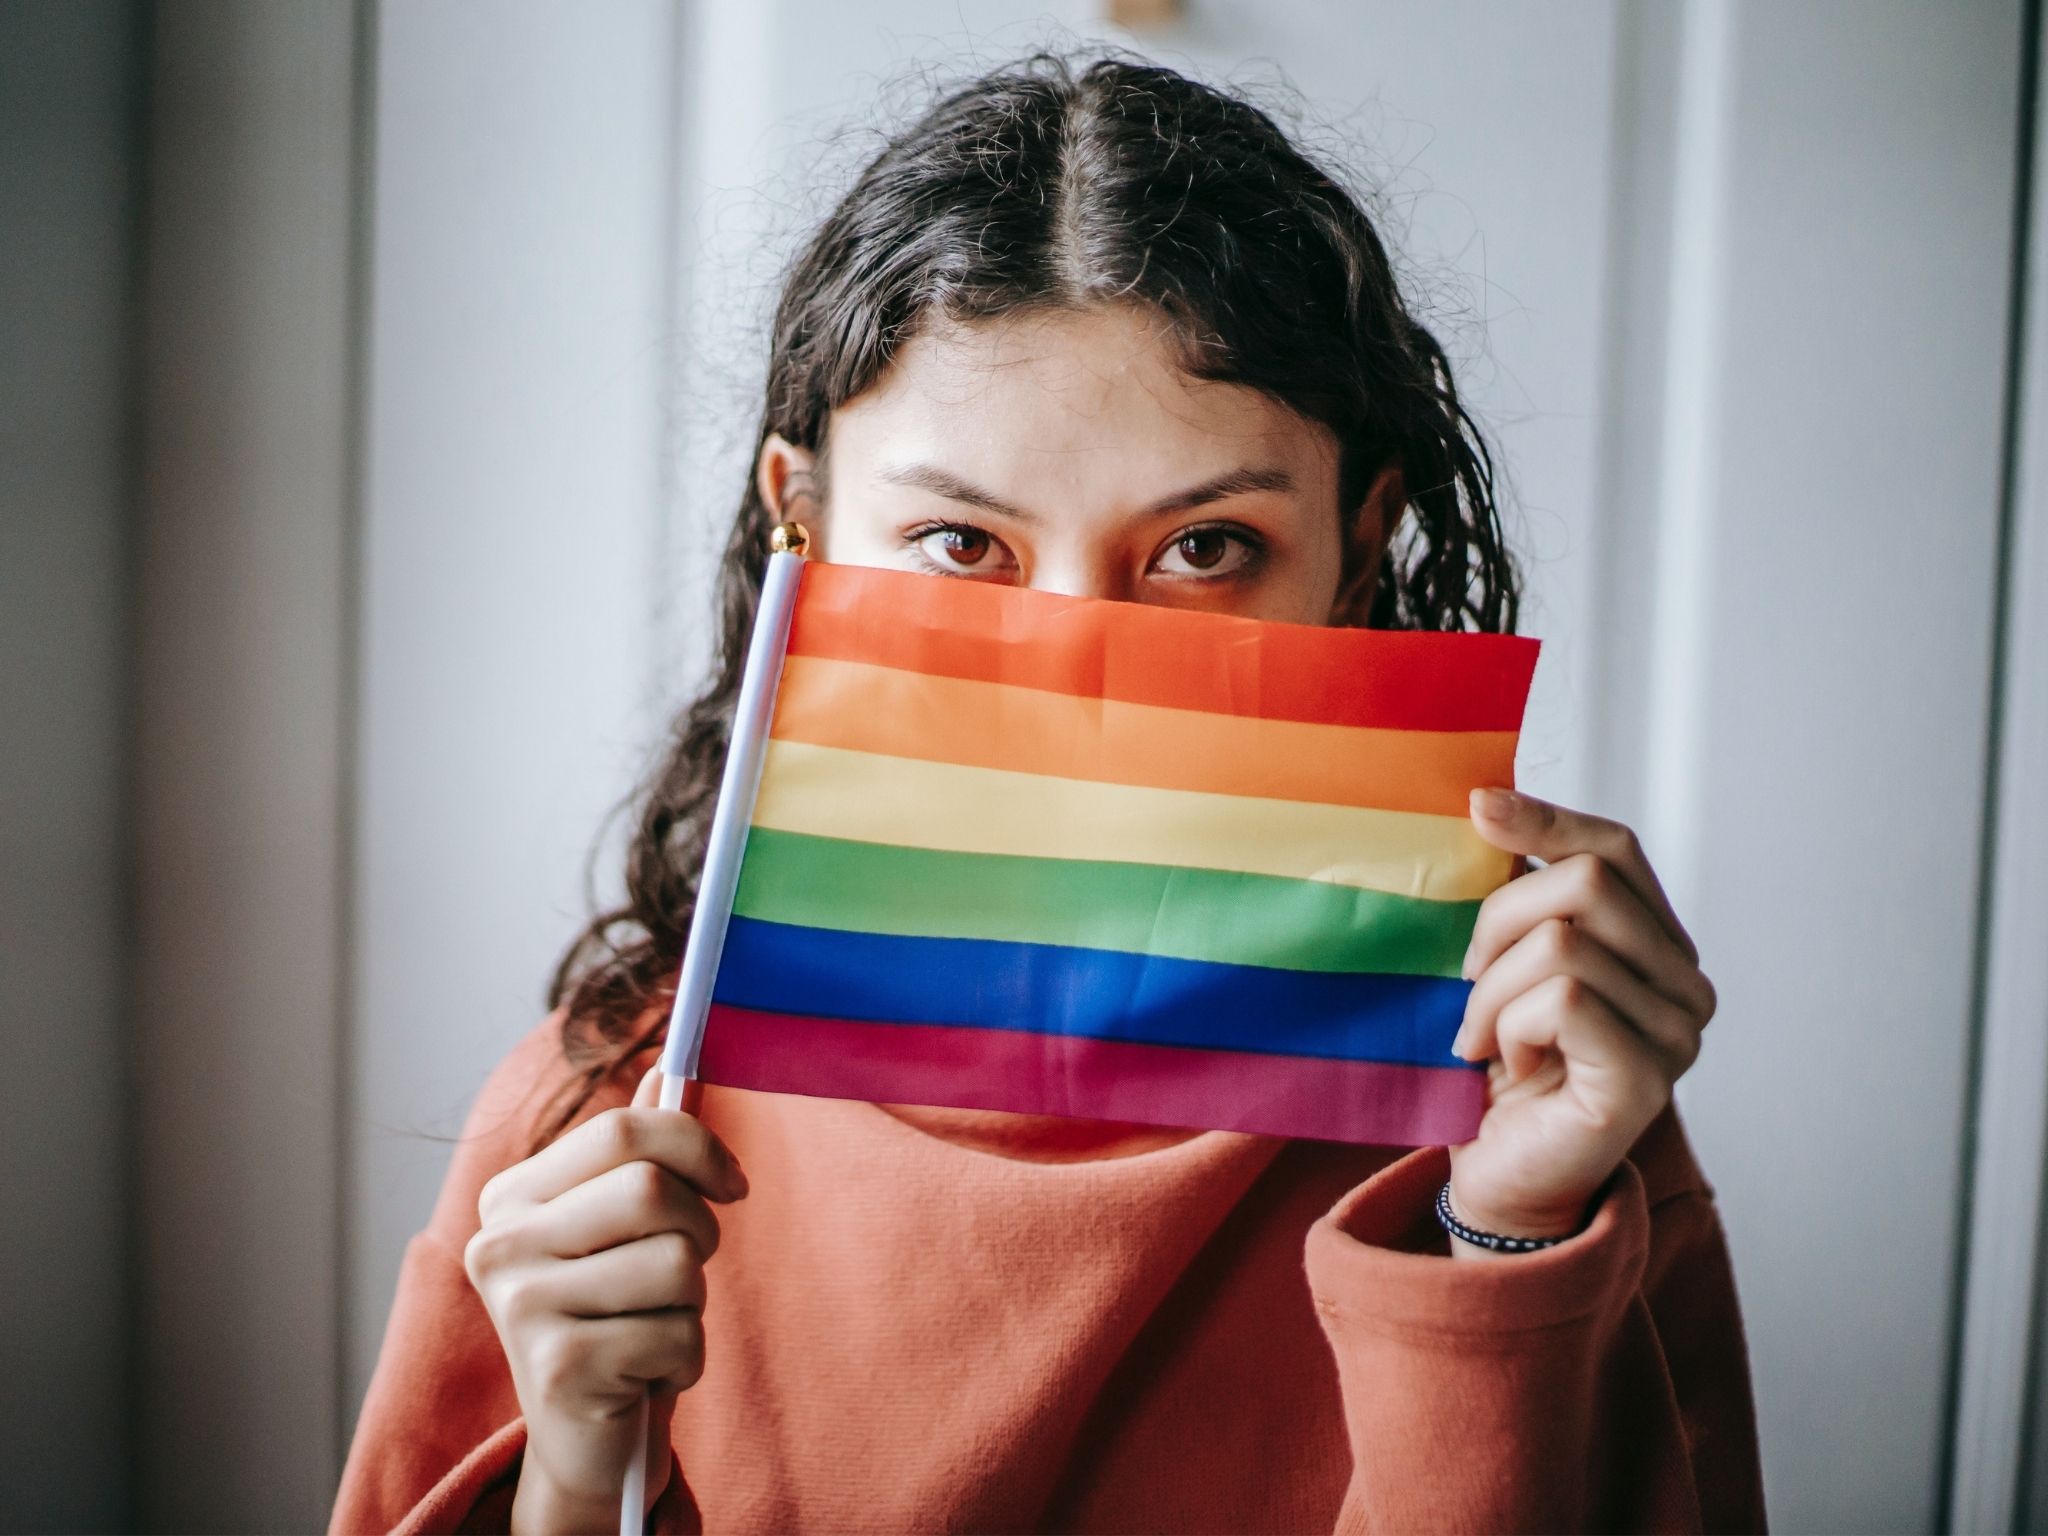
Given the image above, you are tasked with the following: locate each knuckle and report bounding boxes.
[497,1269,548,1326]
[476,1172,508,1225]
[661,1229,700,1274]
[1694,968,1720,1021]
[1546,973,1592,1014]
[1476,878,1519,924]
[1637,1059,1676,1111]
[1465,910,1504,966]
[629,1159,669,1208]
[592,1107,640,1161]
[1578,1097,1629,1138]
[463,1224,511,1281]
[687,1121,731,1182]
[528,1329,584,1399]
[681,1261,709,1309]
[1570,854,1615,903]
[671,1317,707,1387]
[1533,916,1578,963]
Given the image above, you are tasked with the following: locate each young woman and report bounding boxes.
[333,55,1765,1535]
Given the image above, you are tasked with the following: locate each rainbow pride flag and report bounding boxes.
[665,556,1538,1148]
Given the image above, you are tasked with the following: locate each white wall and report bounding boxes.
[1659,7,2021,1529]
[86,1,2042,1529]
[347,0,683,1412]
[651,10,2025,1525]
[340,0,1647,1428]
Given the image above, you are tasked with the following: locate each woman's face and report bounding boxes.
[756,304,1399,626]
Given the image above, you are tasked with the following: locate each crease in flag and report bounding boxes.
[658,552,1540,1148]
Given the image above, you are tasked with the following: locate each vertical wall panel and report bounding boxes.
[1961,7,2048,1532]
[346,0,682,1415]
[0,2,141,1529]
[1645,4,2023,1529]
[1162,0,1625,816]
[132,1,360,1527]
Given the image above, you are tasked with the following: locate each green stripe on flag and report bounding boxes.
[731,827,1477,978]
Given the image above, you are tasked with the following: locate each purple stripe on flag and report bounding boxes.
[698,1004,1486,1147]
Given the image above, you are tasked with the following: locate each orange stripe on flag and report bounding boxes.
[784,560,1540,732]
[770,655,1516,816]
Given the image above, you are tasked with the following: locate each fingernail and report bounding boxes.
[1459,941,1476,980]
[1449,1023,1471,1060]
[1474,786,1521,821]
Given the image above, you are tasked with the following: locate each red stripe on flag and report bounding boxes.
[784,561,1538,733]
[698,1005,1486,1148]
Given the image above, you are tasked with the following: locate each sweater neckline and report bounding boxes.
[870,1100,1220,1164]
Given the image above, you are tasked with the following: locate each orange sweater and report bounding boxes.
[332,1014,1767,1533]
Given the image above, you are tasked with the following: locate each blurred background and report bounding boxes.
[4,0,2046,1530]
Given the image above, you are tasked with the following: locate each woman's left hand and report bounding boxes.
[1442,787,1717,1251]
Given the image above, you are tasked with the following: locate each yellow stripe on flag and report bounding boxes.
[750,739,1508,902]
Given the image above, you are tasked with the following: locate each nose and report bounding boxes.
[1028,553,1130,604]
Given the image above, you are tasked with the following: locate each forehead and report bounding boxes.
[827,306,1337,485]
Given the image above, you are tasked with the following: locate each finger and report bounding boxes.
[1455,917,1704,1077]
[538,1158,722,1261]
[1464,853,1715,1018]
[640,1065,704,1116]
[537,1230,708,1318]
[1495,973,1666,1108]
[632,1063,663,1109]
[484,1105,748,1213]
[1469,788,1697,963]
[1464,851,1689,989]
[501,1314,702,1495]
[572,1307,707,1395]
[476,1062,670,1224]
[642,1383,683,1502]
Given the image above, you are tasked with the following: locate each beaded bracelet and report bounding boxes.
[1433,1179,1583,1253]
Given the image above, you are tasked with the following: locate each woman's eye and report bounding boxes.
[911,524,1015,575]
[1153,526,1257,578]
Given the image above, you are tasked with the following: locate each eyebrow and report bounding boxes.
[877,462,1296,521]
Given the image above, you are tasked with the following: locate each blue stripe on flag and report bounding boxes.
[712,915,1472,1067]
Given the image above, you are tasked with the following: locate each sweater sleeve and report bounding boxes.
[1303,1104,1768,1535]
[329,1016,703,1535]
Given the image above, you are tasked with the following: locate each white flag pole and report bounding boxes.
[620,523,809,1535]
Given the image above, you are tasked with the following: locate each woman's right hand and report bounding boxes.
[463,1064,749,1533]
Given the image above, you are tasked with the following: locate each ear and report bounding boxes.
[755,433,820,521]
[1329,463,1405,626]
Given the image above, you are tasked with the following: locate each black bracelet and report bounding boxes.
[1434,1179,1581,1253]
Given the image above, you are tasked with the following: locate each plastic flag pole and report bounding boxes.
[619,526,808,1535]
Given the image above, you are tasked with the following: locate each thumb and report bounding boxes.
[639,1385,682,1509]
[631,1062,704,1116]
[631,1062,664,1109]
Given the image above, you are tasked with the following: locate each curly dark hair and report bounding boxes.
[538,52,1520,1144]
